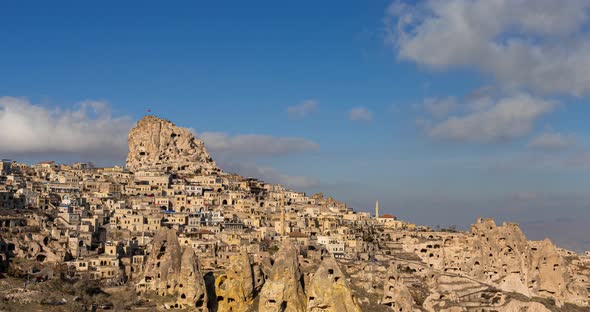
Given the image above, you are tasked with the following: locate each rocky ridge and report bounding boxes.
[126,116,218,174]
[135,228,208,310]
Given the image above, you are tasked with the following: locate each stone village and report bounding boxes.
[1,116,589,311]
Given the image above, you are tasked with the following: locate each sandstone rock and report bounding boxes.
[253,262,267,293]
[138,228,181,295]
[126,115,217,174]
[411,218,589,306]
[306,256,361,312]
[382,263,415,311]
[259,240,306,312]
[6,233,64,264]
[216,251,259,312]
[136,228,208,310]
[470,219,588,306]
[178,247,208,310]
[498,300,551,312]
[468,219,532,295]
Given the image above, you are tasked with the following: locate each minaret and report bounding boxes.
[375,200,380,219]
[280,192,286,237]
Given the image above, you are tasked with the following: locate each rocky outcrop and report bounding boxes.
[306,256,361,312]
[216,252,261,312]
[259,241,306,312]
[126,115,217,174]
[253,262,267,294]
[4,232,64,264]
[137,228,181,295]
[136,228,208,310]
[468,219,533,296]
[499,300,551,312]
[382,263,415,311]
[178,247,208,310]
[408,218,589,307]
[468,219,589,306]
[422,292,552,312]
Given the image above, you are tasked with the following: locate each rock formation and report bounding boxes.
[215,251,260,312]
[4,232,64,264]
[178,247,208,310]
[137,228,181,295]
[259,241,306,312]
[469,219,536,296]
[136,228,208,310]
[382,263,415,311]
[468,219,589,306]
[499,300,551,312]
[407,218,589,307]
[126,115,217,173]
[306,256,361,312]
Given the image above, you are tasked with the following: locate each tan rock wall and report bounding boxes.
[126,116,217,174]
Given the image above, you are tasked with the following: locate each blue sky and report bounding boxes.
[1,1,590,251]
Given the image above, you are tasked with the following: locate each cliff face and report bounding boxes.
[126,116,217,174]
[404,218,589,308]
[215,251,263,312]
[258,241,307,312]
[135,228,208,310]
[307,257,362,312]
[381,264,414,311]
[468,219,580,305]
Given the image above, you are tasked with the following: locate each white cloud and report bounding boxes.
[199,132,319,157]
[189,126,322,190]
[387,0,590,95]
[0,96,132,160]
[220,161,319,189]
[0,97,320,189]
[465,86,498,112]
[250,166,319,189]
[349,107,373,122]
[196,132,319,189]
[425,93,556,142]
[287,99,318,118]
[528,130,577,150]
[423,96,457,118]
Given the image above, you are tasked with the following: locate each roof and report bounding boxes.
[380,214,396,219]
